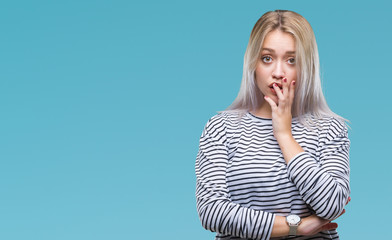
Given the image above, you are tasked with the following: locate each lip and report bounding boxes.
[269,82,283,88]
[269,82,283,95]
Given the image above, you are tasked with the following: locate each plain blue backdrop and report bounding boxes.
[0,0,391,239]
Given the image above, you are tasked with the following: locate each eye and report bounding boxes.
[287,57,295,65]
[261,56,272,63]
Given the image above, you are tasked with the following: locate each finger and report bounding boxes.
[346,196,351,205]
[289,80,295,105]
[331,209,346,221]
[320,222,338,231]
[264,95,278,110]
[337,209,346,218]
[272,83,285,104]
[282,77,289,98]
[309,222,338,236]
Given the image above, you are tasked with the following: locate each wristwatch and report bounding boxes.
[286,214,301,236]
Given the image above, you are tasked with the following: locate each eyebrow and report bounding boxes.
[261,48,296,55]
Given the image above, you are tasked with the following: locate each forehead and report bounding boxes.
[262,30,296,52]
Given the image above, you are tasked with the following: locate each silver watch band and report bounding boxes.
[286,215,301,236]
[288,224,298,236]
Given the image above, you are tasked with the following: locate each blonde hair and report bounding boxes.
[226,10,348,126]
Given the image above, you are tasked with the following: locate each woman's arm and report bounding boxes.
[197,114,347,239]
[196,115,275,240]
[284,121,350,220]
[271,214,343,237]
[265,78,350,220]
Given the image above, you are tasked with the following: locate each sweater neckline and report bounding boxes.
[247,112,273,122]
[247,111,299,123]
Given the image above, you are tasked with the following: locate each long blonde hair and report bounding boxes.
[226,10,347,125]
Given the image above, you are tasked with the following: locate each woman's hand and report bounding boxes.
[264,77,296,141]
[264,78,302,163]
[298,196,351,236]
[297,214,340,236]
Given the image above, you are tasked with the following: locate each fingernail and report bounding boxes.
[273,83,277,87]
[283,78,287,82]
[292,81,296,85]
[264,96,268,99]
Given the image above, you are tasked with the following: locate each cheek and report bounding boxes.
[287,68,297,79]
[255,74,267,91]
[255,67,270,84]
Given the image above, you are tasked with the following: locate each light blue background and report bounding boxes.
[0,0,390,239]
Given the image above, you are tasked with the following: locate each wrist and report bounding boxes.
[297,215,330,236]
[275,131,293,142]
[286,215,301,236]
[275,133,304,164]
[275,132,295,150]
[271,215,290,237]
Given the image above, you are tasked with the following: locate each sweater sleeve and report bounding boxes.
[195,115,275,240]
[286,118,350,220]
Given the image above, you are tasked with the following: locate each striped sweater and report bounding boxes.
[195,111,350,240]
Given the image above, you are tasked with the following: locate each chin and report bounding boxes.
[269,95,279,104]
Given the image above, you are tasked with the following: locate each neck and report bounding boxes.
[251,102,272,119]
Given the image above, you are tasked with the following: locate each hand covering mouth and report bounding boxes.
[269,83,283,89]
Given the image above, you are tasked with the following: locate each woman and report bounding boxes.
[195,10,350,240]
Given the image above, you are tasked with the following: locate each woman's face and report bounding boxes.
[255,30,297,105]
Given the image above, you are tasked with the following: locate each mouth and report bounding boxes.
[269,82,283,94]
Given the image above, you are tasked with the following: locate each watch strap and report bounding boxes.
[288,224,298,236]
[286,215,301,236]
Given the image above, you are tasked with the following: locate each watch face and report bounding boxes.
[287,215,301,224]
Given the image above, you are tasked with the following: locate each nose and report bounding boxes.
[272,61,285,79]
